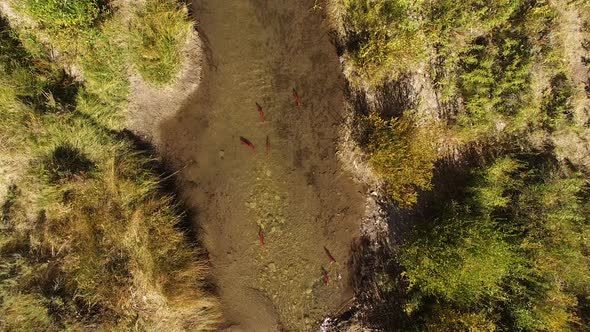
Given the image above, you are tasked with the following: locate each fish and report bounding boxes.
[256,102,265,122]
[293,88,301,107]
[324,246,336,264]
[258,227,265,248]
[266,135,270,155]
[240,136,255,150]
[321,267,330,285]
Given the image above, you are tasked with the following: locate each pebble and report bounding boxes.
[218,150,225,159]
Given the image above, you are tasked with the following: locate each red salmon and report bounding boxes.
[256,102,265,122]
[324,246,336,264]
[293,88,301,107]
[322,267,330,285]
[240,136,255,150]
[258,227,265,247]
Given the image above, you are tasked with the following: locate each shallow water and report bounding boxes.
[159,1,366,330]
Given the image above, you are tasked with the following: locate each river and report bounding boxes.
[159,1,366,330]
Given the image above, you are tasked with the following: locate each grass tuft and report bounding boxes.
[129,0,192,86]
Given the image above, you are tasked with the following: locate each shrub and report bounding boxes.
[402,216,517,307]
[342,0,426,84]
[366,113,438,206]
[400,156,590,330]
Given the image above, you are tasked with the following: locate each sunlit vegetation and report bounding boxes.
[401,156,590,331]
[335,0,577,202]
[365,113,437,206]
[331,0,590,330]
[0,1,220,330]
[16,0,191,128]
[340,0,426,85]
[130,0,191,86]
[334,1,561,205]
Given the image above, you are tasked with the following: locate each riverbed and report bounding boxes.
[158,1,366,330]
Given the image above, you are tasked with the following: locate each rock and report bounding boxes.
[268,262,277,272]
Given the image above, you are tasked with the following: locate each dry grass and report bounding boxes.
[365,113,438,206]
[0,3,222,331]
[129,0,192,86]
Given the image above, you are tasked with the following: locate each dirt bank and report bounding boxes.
[158,0,366,330]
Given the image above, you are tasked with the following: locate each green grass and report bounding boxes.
[0,4,221,331]
[339,0,426,84]
[76,17,130,130]
[14,0,192,127]
[24,0,103,30]
[130,0,192,86]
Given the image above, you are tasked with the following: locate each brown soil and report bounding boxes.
[158,0,366,331]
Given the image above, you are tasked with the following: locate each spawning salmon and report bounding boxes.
[324,246,336,264]
[256,102,265,122]
[258,227,265,247]
[293,88,301,107]
[322,267,330,285]
[240,136,255,150]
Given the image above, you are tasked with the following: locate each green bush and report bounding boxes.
[400,156,590,330]
[402,216,518,307]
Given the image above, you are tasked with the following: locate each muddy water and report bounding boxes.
[159,1,365,330]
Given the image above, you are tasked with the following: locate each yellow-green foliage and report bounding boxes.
[24,0,102,30]
[0,12,221,331]
[77,17,130,130]
[338,0,562,144]
[366,113,437,206]
[470,157,524,211]
[401,157,590,330]
[16,0,192,124]
[0,293,54,332]
[130,0,192,86]
[423,306,498,332]
[342,0,425,84]
[402,216,517,307]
